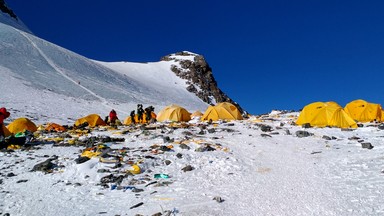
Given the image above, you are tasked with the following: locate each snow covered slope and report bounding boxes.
[1,112,384,215]
[0,17,209,124]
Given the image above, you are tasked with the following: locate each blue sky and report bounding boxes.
[6,0,384,114]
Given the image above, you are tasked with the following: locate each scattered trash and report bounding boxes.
[129,164,141,175]
[6,172,16,177]
[259,124,272,132]
[131,188,144,193]
[130,202,144,209]
[145,181,158,187]
[361,142,374,149]
[213,196,225,203]
[74,156,90,164]
[207,128,216,133]
[181,165,194,172]
[179,144,190,150]
[154,174,170,179]
[31,158,57,173]
[322,135,332,140]
[295,130,313,138]
[195,144,216,152]
[4,114,377,215]
[260,134,272,138]
[378,124,384,130]
[154,181,173,187]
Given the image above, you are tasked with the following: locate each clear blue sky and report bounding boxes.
[6,0,384,114]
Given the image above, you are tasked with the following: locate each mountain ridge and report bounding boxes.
[0,3,245,124]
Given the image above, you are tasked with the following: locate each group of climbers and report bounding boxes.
[104,104,156,126]
[128,104,156,125]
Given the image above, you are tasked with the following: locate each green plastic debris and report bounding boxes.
[154,174,170,179]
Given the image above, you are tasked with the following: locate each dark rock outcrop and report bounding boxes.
[0,0,17,19]
[161,51,245,114]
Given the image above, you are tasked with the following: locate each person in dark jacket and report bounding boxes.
[130,110,136,124]
[137,104,144,123]
[145,106,154,122]
[0,107,10,149]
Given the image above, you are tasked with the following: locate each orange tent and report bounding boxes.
[45,123,66,132]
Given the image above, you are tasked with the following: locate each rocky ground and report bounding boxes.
[1,113,384,215]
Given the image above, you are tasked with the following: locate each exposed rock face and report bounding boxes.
[0,0,17,19]
[161,51,245,114]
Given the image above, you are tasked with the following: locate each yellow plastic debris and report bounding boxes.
[7,144,21,150]
[81,150,102,158]
[130,164,141,175]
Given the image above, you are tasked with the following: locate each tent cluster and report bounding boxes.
[155,102,243,122]
[1,102,243,136]
[296,99,384,129]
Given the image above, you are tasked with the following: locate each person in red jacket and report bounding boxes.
[0,107,10,149]
[109,109,118,125]
[0,107,10,136]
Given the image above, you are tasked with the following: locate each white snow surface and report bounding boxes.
[1,12,384,216]
[1,114,384,215]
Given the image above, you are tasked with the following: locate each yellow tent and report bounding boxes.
[344,99,382,123]
[7,117,38,134]
[2,124,12,136]
[156,105,191,122]
[191,110,203,118]
[201,102,243,121]
[382,110,384,122]
[296,101,357,128]
[74,114,106,127]
[123,112,157,125]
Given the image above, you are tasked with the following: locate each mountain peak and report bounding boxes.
[0,0,17,20]
[0,0,32,33]
[161,51,246,114]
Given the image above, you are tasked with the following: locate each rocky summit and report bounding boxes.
[162,51,245,114]
[0,0,16,19]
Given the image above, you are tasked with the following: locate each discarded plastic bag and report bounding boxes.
[154,174,170,179]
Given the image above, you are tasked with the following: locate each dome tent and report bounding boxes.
[156,105,191,122]
[2,124,12,136]
[296,101,357,128]
[344,99,382,123]
[201,102,243,121]
[7,117,38,134]
[74,114,106,127]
